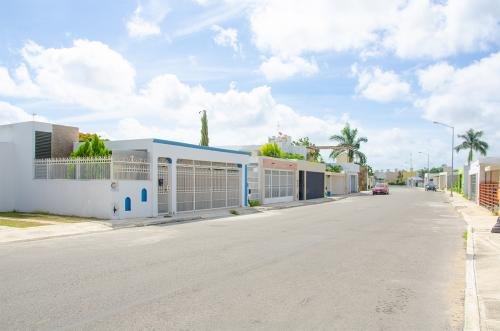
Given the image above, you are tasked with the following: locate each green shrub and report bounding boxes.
[326,164,343,173]
[260,143,283,158]
[282,152,304,160]
[248,199,261,207]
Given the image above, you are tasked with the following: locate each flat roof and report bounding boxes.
[153,139,250,156]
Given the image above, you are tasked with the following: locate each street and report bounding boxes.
[0,187,466,330]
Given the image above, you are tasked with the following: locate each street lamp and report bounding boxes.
[433,121,455,197]
[418,151,430,187]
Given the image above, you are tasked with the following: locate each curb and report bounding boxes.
[464,224,481,331]
[0,228,112,245]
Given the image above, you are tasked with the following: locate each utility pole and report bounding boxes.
[433,121,455,197]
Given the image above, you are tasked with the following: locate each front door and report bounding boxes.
[157,158,170,214]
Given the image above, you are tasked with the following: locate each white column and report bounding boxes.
[151,155,158,217]
[170,158,177,214]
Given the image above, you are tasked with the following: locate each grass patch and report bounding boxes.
[462,231,468,241]
[0,211,88,223]
[0,219,47,228]
[229,210,240,215]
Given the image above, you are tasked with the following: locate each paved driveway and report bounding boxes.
[0,187,465,330]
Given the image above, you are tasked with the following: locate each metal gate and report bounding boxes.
[176,159,241,212]
[306,171,325,199]
[470,174,477,201]
[157,158,170,214]
[350,175,357,193]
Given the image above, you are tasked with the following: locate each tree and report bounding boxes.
[329,123,368,164]
[326,164,343,173]
[199,110,209,146]
[455,128,488,164]
[71,134,111,157]
[430,166,443,173]
[292,137,323,162]
[260,143,283,158]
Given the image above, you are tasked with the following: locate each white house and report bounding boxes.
[247,156,326,205]
[0,121,250,220]
[324,162,360,196]
[468,157,500,210]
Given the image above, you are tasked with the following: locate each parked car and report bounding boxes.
[372,183,389,195]
[425,182,437,191]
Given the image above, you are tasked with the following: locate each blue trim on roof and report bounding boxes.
[153,139,250,156]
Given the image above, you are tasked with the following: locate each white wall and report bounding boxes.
[0,142,15,211]
[111,180,154,219]
[26,180,113,219]
[325,173,347,195]
[0,124,249,219]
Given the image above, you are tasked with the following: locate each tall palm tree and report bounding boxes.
[199,110,209,146]
[454,129,488,165]
[329,123,368,164]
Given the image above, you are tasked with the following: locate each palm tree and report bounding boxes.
[454,129,488,165]
[199,110,209,146]
[329,123,368,164]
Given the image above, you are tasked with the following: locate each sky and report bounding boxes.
[0,0,499,170]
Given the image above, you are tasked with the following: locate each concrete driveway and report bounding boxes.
[0,187,465,330]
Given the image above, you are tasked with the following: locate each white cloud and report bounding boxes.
[416,62,455,92]
[415,52,500,155]
[2,39,136,111]
[126,0,169,38]
[249,0,500,60]
[0,64,40,98]
[211,25,241,53]
[259,55,319,81]
[0,39,344,148]
[352,65,411,103]
[384,0,500,59]
[0,101,44,124]
[417,52,500,125]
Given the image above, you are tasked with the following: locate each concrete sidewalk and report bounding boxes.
[0,222,112,244]
[106,194,364,228]
[449,194,500,330]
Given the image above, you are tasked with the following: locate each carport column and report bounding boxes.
[151,155,158,217]
[170,158,177,214]
[243,164,248,207]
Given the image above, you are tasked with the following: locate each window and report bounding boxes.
[264,170,294,199]
[141,188,147,202]
[125,197,131,211]
[35,131,52,159]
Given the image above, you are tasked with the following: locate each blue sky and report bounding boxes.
[0,0,499,170]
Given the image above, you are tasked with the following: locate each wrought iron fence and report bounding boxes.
[33,156,150,180]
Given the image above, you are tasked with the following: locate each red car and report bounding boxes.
[372,183,389,195]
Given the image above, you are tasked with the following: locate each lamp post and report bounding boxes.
[419,151,430,187]
[433,121,455,197]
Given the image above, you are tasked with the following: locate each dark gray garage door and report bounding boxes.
[306,171,325,200]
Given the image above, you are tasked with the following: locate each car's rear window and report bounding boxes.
[375,183,385,187]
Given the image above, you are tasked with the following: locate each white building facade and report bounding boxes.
[0,122,250,220]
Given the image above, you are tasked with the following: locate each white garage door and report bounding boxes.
[176,159,241,212]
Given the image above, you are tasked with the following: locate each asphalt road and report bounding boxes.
[0,187,466,330]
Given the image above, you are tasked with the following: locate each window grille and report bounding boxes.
[35,131,52,159]
[157,159,170,214]
[264,169,294,199]
[33,156,150,180]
